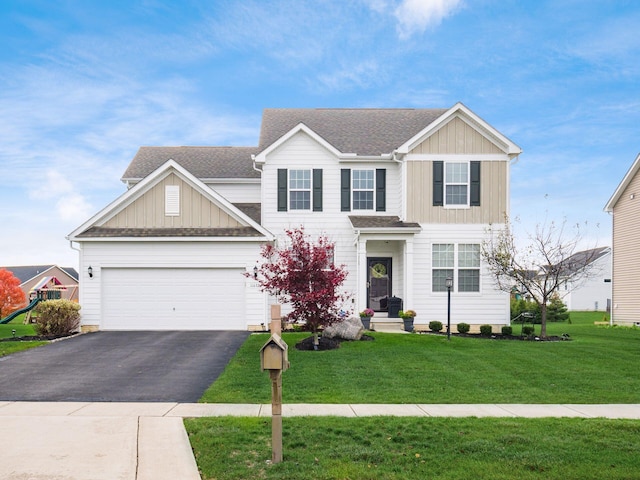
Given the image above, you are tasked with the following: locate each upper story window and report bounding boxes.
[289,169,311,210]
[433,161,481,208]
[277,169,323,212]
[352,170,374,210]
[341,168,386,212]
[165,185,180,216]
[445,163,469,206]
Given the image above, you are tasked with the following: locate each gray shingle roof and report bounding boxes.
[348,216,421,229]
[258,108,448,156]
[121,146,260,181]
[121,109,449,180]
[233,203,261,223]
[76,227,263,238]
[2,265,79,283]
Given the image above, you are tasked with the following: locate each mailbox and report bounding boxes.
[260,334,289,372]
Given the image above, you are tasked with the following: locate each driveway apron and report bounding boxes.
[0,331,249,402]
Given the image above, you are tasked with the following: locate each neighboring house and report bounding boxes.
[67,103,522,331]
[604,153,640,325]
[2,265,79,302]
[556,247,612,311]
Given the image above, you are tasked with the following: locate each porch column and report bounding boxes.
[357,237,368,312]
[404,238,414,309]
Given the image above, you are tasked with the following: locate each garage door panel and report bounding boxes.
[102,268,245,330]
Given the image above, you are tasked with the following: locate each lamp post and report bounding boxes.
[445,277,453,341]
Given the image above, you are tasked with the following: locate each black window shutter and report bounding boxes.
[341,169,351,212]
[376,168,386,212]
[313,169,323,212]
[433,161,444,206]
[470,161,481,206]
[277,169,287,212]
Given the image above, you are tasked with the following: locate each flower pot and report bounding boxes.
[360,316,371,330]
[402,318,414,332]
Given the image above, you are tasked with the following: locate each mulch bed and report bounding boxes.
[295,334,375,351]
[419,332,570,342]
[0,332,79,342]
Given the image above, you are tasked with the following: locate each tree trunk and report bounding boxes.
[540,302,547,338]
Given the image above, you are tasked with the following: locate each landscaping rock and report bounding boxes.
[323,317,364,341]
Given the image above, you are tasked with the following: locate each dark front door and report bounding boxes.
[367,258,392,312]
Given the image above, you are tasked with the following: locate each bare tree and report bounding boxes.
[482,218,600,338]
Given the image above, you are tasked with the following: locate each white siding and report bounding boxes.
[562,253,612,311]
[411,224,510,327]
[206,182,261,204]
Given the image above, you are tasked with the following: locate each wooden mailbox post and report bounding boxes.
[260,332,289,464]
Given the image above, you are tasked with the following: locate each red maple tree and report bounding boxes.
[250,228,350,340]
[0,269,27,318]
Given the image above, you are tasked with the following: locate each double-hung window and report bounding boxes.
[277,169,323,212]
[289,169,311,210]
[432,244,454,292]
[445,163,469,206]
[340,168,386,212]
[458,244,480,292]
[433,161,480,207]
[432,243,480,292]
[352,170,374,210]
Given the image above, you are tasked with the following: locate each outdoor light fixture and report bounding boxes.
[445,277,453,341]
[254,265,258,279]
[88,266,93,278]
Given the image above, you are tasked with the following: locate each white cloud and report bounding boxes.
[394,0,464,38]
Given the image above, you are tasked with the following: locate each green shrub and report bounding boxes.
[522,325,535,336]
[501,325,513,336]
[34,300,81,336]
[429,321,443,332]
[547,293,570,323]
[457,323,470,334]
[479,324,493,336]
[511,298,541,323]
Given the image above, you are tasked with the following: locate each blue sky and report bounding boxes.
[1,0,638,269]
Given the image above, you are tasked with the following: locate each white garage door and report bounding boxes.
[102,268,245,330]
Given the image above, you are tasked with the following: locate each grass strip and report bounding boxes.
[186,416,640,480]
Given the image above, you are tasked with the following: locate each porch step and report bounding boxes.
[370,320,407,333]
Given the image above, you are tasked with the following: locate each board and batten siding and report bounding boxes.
[410,116,504,155]
[103,173,243,229]
[405,160,508,224]
[78,241,265,329]
[611,172,640,325]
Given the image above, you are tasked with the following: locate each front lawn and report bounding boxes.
[200,312,640,404]
[0,317,46,356]
[187,416,640,480]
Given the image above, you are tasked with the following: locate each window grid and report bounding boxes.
[445,162,469,206]
[432,243,480,292]
[289,170,311,210]
[352,170,374,210]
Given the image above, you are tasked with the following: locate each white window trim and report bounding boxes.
[352,169,375,211]
[444,162,470,209]
[432,243,481,293]
[289,169,311,211]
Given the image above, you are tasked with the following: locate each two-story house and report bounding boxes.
[67,103,521,331]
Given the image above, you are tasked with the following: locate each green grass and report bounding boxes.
[200,311,640,404]
[0,316,45,356]
[187,416,640,480]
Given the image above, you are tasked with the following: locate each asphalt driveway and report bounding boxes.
[0,331,250,402]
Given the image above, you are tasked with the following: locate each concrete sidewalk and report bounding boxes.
[1,402,640,480]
